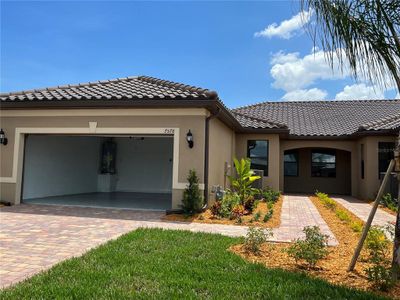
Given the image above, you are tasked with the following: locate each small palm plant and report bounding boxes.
[228,158,261,204]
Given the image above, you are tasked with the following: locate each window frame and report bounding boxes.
[311,149,337,178]
[378,142,395,178]
[284,150,299,177]
[247,140,269,177]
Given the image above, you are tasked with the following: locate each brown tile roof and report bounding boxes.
[232,99,400,136]
[0,76,218,102]
[232,111,287,129]
[1,75,398,137]
[359,113,400,131]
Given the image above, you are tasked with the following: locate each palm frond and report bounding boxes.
[301,0,400,92]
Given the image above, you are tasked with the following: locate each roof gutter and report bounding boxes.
[203,107,221,209]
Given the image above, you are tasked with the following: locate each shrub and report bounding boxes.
[210,201,222,217]
[228,158,261,204]
[335,209,351,223]
[263,187,281,203]
[231,204,245,220]
[253,211,261,222]
[350,221,363,233]
[384,222,395,241]
[381,193,398,212]
[181,169,203,215]
[316,192,337,210]
[365,226,390,255]
[244,195,256,212]
[253,200,260,210]
[365,264,394,291]
[267,201,274,210]
[364,226,394,291]
[263,209,273,223]
[219,192,241,217]
[244,227,273,254]
[286,226,329,268]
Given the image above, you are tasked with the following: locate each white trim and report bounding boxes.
[0,125,202,204]
[0,108,208,117]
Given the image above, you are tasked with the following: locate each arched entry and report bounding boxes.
[283,147,351,195]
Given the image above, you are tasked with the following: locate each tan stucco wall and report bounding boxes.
[280,140,358,196]
[0,109,207,209]
[284,148,351,195]
[357,135,397,200]
[208,118,235,202]
[235,133,280,191]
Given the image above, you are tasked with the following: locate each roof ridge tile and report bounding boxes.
[136,76,218,99]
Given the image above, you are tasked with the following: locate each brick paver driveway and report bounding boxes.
[0,204,163,288]
[0,196,336,288]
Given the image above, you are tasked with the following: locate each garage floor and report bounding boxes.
[23,192,172,211]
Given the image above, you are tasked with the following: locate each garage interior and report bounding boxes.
[21,134,173,210]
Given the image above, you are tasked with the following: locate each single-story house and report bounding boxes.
[0,76,399,210]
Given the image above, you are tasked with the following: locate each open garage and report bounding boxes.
[21,134,173,210]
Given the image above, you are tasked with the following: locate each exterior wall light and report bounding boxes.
[0,129,8,146]
[186,130,194,148]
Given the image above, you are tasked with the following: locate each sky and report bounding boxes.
[1,1,398,108]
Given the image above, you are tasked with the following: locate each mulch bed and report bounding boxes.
[378,205,397,217]
[360,198,397,217]
[163,196,282,228]
[230,196,400,298]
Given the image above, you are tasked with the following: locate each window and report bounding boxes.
[284,150,299,176]
[378,142,395,176]
[361,144,364,179]
[311,149,336,177]
[247,140,268,176]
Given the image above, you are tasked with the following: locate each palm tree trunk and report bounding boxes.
[393,133,400,280]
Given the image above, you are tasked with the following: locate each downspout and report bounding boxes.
[203,107,221,209]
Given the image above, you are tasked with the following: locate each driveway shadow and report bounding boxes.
[0,204,164,222]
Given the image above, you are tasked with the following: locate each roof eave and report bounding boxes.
[0,98,217,109]
[353,129,399,137]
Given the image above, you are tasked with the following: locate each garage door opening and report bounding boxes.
[21,134,173,210]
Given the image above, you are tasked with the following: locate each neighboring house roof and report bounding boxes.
[0,76,218,102]
[232,100,400,137]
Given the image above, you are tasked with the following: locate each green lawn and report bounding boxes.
[0,229,386,300]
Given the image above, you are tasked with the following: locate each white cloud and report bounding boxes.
[255,10,312,39]
[270,49,347,92]
[268,45,396,101]
[282,88,328,101]
[270,51,300,64]
[335,83,384,100]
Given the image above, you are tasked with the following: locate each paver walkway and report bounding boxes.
[274,195,336,245]
[0,195,336,288]
[331,196,396,226]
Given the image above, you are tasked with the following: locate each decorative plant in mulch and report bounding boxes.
[315,192,363,233]
[364,226,395,291]
[181,169,203,215]
[380,193,398,213]
[244,226,274,255]
[286,226,329,269]
[230,194,400,298]
[228,158,261,204]
[164,158,282,228]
